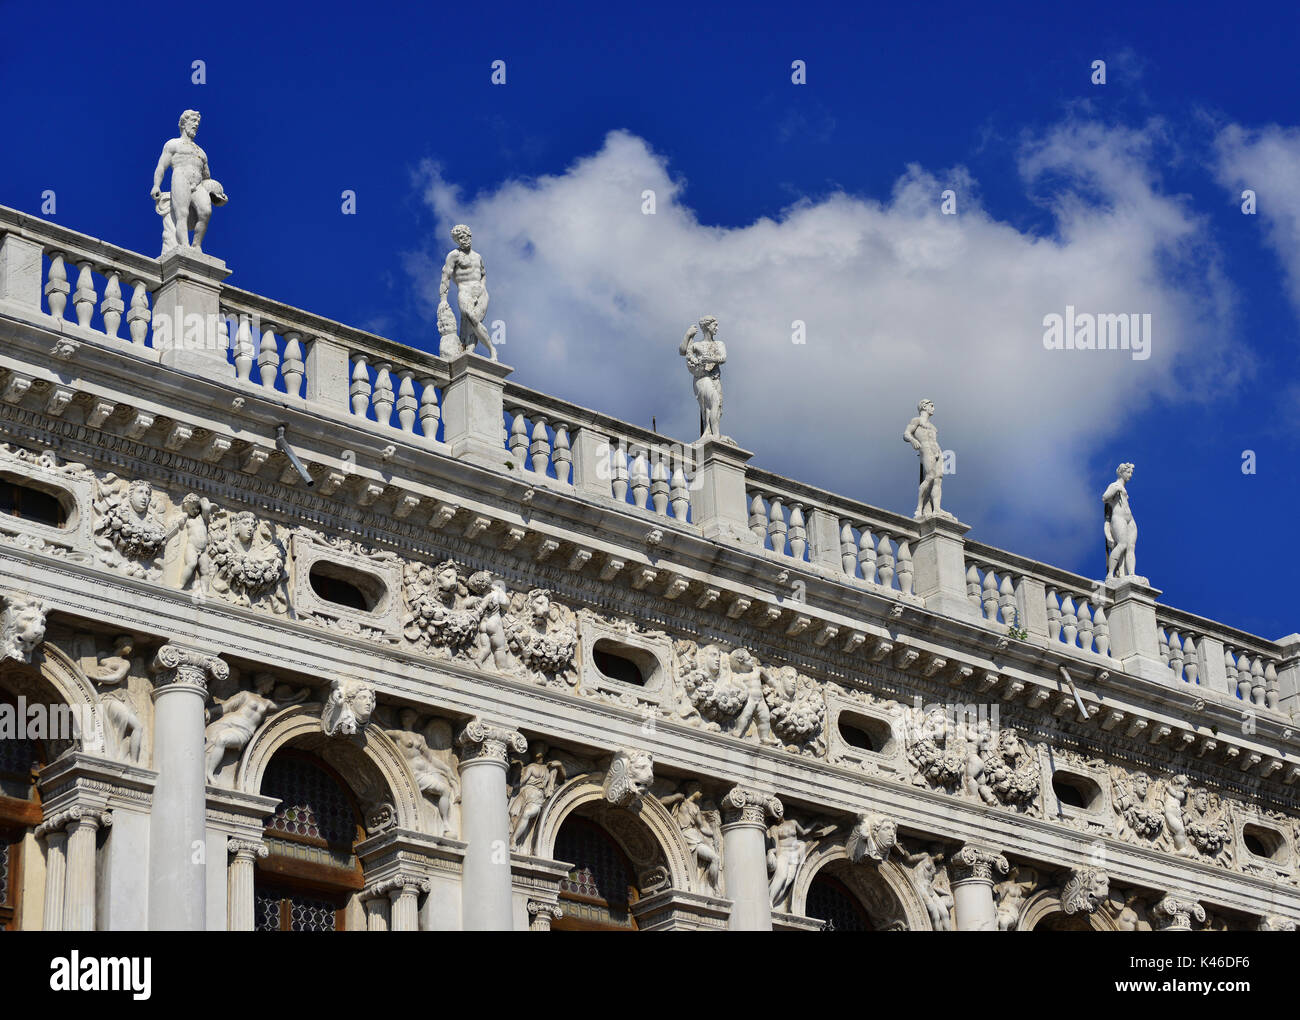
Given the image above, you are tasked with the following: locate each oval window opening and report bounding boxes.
[0,480,68,528]
[590,639,659,688]
[837,713,893,754]
[309,563,376,612]
[1242,825,1281,860]
[1051,773,1096,810]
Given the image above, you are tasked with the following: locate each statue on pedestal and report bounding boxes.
[1103,462,1140,581]
[903,399,950,519]
[439,225,493,359]
[680,315,731,443]
[151,110,227,256]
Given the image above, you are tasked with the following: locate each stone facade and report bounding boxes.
[0,201,1298,931]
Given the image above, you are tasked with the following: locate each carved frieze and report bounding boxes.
[93,476,166,579]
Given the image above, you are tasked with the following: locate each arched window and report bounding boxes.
[806,872,873,931]
[0,694,43,931]
[255,751,364,931]
[553,815,639,931]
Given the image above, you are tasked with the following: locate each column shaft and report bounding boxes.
[41,829,67,931]
[63,816,99,931]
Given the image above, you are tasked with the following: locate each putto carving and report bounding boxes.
[321,677,376,736]
[152,109,227,255]
[93,476,166,578]
[202,509,288,612]
[508,742,565,851]
[386,710,461,838]
[604,749,654,808]
[846,812,898,864]
[177,494,213,592]
[679,315,732,443]
[1061,867,1110,915]
[0,596,47,663]
[663,784,722,894]
[206,673,308,782]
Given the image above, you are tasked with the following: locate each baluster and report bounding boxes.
[1251,657,1266,706]
[767,497,787,554]
[1167,629,1183,681]
[1045,588,1062,642]
[530,415,552,475]
[508,409,529,465]
[255,327,278,387]
[282,333,305,398]
[418,377,440,439]
[1061,595,1078,647]
[100,272,123,337]
[966,564,982,611]
[998,573,1016,627]
[788,503,808,560]
[858,529,877,583]
[1224,648,1241,698]
[981,569,999,621]
[45,252,69,319]
[896,539,913,595]
[1181,633,1197,683]
[749,493,768,544]
[1236,653,1254,701]
[127,280,150,344]
[234,313,255,381]
[217,311,230,367]
[649,449,669,515]
[629,445,650,509]
[349,356,371,415]
[553,424,572,484]
[1157,627,1170,666]
[1264,662,1279,709]
[1077,600,1094,653]
[840,522,858,575]
[73,262,95,327]
[1093,605,1110,658]
[396,371,417,432]
[669,460,689,519]
[371,362,394,425]
[876,533,895,589]
[611,443,629,501]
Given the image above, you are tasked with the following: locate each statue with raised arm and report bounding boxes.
[439,224,493,360]
[903,399,949,519]
[1103,462,1139,581]
[151,110,227,256]
[205,673,307,781]
[679,315,731,443]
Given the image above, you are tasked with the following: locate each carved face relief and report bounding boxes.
[1,599,47,662]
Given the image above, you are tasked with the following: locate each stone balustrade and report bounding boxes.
[1156,609,1283,709]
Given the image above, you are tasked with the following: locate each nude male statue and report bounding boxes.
[903,398,948,518]
[438,224,494,359]
[1103,462,1138,580]
[151,110,227,255]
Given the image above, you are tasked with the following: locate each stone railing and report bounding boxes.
[0,203,1295,717]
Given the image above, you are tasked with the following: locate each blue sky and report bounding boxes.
[3,0,1298,640]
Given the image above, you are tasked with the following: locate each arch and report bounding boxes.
[236,705,424,834]
[533,774,695,894]
[791,839,933,931]
[1020,890,1117,931]
[0,642,103,754]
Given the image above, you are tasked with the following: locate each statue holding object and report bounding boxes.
[439,224,494,360]
[903,398,951,519]
[1103,462,1142,582]
[680,315,732,443]
[151,110,227,256]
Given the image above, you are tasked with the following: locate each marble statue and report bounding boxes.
[730,648,778,746]
[439,225,493,360]
[88,635,143,763]
[994,866,1037,931]
[177,493,213,592]
[898,844,952,931]
[1103,462,1139,581]
[768,816,835,909]
[679,316,731,443]
[1163,773,1191,854]
[151,110,227,256]
[467,571,512,670]
[387,709,460,837]
[903,399,949,519]
[663,785,721,893]
[206,673,307,779]
[509,742,565,850]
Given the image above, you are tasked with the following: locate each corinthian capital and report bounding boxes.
[151,644,229,695]
[456,718,527,765]
[720,785,783,827]
[950,844,1010,884]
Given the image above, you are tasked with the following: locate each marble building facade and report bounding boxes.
[0,198,1298,932]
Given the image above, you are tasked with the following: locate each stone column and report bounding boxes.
[152,247,231,375]
[912,515,983,623]
[1105,578,1170,682]
[226,838,268,931]
[63,809,106,931]
[456,718,527,931]
[149,645,228,931]
[1152,891,1206,931]
[691,438,759,546]
[949,844,1008,931]
[365,894,392,932]
[36,819,68,931]
[440,353,513,469]
[387,876,426,932]
[720,786,783,931]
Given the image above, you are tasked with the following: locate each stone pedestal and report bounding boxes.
[440,353,513,469]
[632,888,733,931]
[0,234,44,308]
[691,439,759,546]
[149,645,227,931]
[571,426,613,499]
[357,828,465,932]
[1105,578,1170,682]
[152,248,231,375]
[304,335,351,414]
[721,786,782,931]
[950,845,1008,931]
[913,514,983,623]
[511,853,571,932]
[1273,634,1300,716]
[456,719,526,930]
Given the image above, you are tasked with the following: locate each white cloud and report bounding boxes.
[408,121,1238,567]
